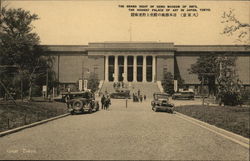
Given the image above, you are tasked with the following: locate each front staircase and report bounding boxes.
[100,82,161,98]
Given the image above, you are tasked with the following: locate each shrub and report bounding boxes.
[161,72,174,95]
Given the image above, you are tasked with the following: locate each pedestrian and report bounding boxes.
[139,95,143,102]
[105,96,111,110]
[144,95,146,101]
[101,95,105,109]
[65,94,71,109]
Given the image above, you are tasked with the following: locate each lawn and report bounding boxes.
[0,99,68,133]
[175,105,250,138]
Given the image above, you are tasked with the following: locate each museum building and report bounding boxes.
[46,42,250,92]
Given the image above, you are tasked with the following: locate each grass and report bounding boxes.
[175,105,250,138]
[0,99,68,133]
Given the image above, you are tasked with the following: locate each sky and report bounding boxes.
[3,0,250,45]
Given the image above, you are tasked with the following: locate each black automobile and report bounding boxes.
[151,92,174,113]
[172,91,195,100]
[110,89,130,99]
[63,91,99,114]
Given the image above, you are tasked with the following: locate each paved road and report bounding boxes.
[0,99,249,160]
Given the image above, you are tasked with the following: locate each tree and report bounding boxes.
[161,72,174,95]
[189,55,218,96]
[221,9,250,43]
[216,56,242,106]
[87,73,99,93]
[189,54,243,105]
[189,54,240,97]
[0,7,53,100]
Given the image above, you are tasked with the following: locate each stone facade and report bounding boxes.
[46,42,250,87]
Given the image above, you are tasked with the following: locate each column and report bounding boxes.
[143,55,147,82]
[133,56,137,82]
[152,56,156,82]
[105,56,109,82]
[114,55,118,82]
[124,55,128,82]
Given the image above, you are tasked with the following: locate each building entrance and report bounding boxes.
[118,56,124,81]
[137,56,143,82]
[105,55,156,82]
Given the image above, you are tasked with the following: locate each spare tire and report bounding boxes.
[72,100,83,110]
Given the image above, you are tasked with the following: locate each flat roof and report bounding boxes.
[42,42,250,53]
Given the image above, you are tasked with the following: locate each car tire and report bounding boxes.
[72,100,83,110]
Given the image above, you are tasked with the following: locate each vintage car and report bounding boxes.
[110,89,130,99]
[172,91,195,100]
[63,91,99,114]
[151,92,174,113]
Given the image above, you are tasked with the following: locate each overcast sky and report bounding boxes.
[4,0,250,45]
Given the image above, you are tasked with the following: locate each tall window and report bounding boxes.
[108,56,114,81]
[146,56,152,82]
[127,56,133,82]
[137,56,143,82]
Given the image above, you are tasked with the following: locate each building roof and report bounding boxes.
[87,42,176,52]
[42,45,88,52]
[175,45,250,52]
[43,42,250,53]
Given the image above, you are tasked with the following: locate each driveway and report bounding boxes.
[0,99,249,160]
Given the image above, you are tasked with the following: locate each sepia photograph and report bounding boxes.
[0,0,249,160]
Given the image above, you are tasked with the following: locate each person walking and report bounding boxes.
[105,96,111,110]
[144,95,146,101]
[101,95,105,110]
[139,95,143,102]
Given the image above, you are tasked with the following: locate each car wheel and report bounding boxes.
[88,108,93,114]
[72,100,83,111]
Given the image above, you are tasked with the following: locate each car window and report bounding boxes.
[155,94,168,100]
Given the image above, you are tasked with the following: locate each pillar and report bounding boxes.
[105,56,109,82]
[133,56,137,82]
[114,55,118,82]
[124,55,128,82]
[143,55,147,82]
[152,56,156,82]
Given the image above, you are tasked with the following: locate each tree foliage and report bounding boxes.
[189,54,243,105]
[221,9,250,43]
[0,7,54,100]
[87,73,99,93]
[189,55,218,96]
[161,72,174,95]
[216,56,243,106]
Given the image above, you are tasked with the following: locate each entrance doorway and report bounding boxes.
[137,56,143,82]
[118,56,124,81]
[127,56,133,82]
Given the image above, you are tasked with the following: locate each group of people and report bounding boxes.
[113,82,126,89]
[101,94,111,110]
[132,89,146,102]
[132,93,146,102]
